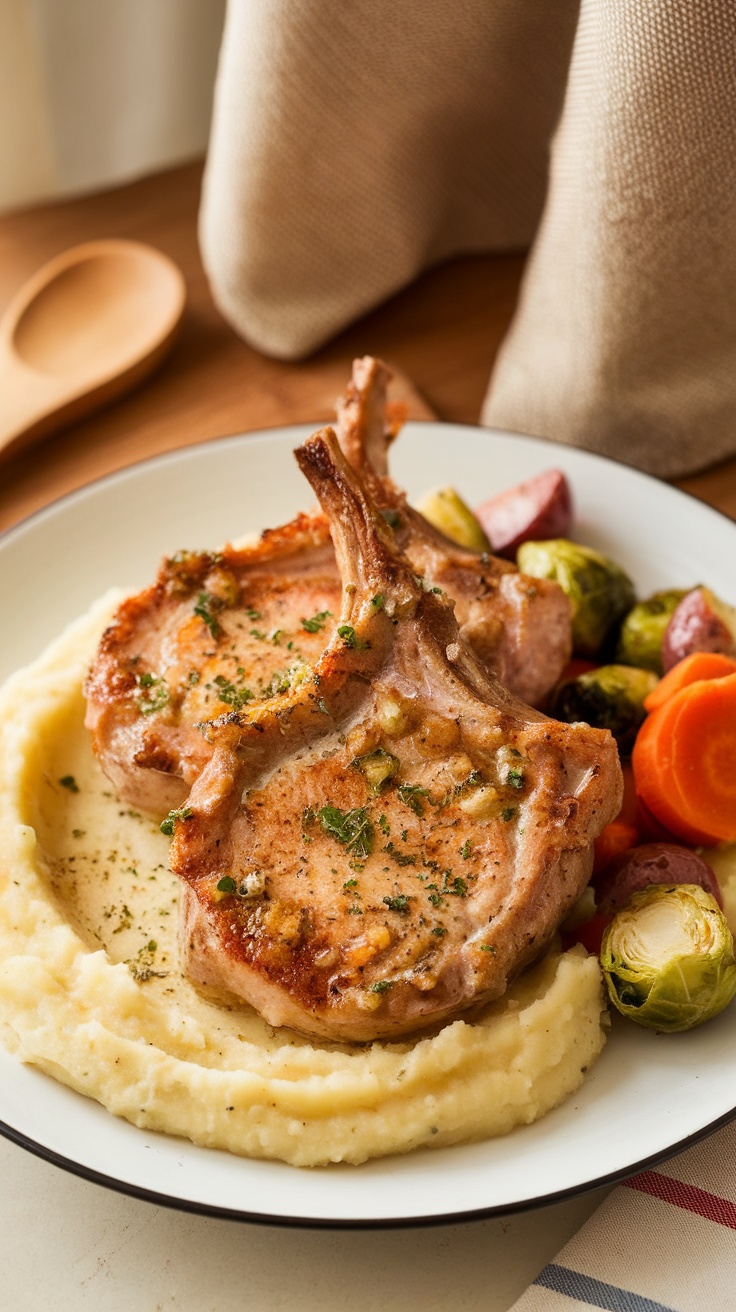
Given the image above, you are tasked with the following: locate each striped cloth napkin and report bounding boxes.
[510,1121,736,1312]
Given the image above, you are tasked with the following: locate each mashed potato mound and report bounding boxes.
[0,599,608,1167]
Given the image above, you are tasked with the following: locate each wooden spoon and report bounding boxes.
[0,239,185,461]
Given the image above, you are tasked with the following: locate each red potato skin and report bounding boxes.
[475,469,573,560]
[662,587,736,672]
[594,842,723,912]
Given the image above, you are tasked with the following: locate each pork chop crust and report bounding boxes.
[84,514,340,813]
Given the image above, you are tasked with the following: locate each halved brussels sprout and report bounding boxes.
[417,487,490,552]
[516,539,635,657]
[552,664,657,755]
[600,883,736,1031]
[615,590,688,674]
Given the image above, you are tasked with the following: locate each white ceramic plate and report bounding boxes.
[2,422,736,1228]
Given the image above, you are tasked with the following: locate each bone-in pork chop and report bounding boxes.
[171,429,621,1043]
[85,358,572,817]
[336,356,573,706]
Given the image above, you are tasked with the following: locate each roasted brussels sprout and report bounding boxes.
[516,539,635,657]
[552,664,657,755]
[417,487,490,552]
[600,884,736,1031]
[615,590,687,674]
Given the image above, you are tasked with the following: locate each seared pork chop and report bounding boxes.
[85,357,571,816]
[84,515,340,813]
[171,429,621,1043]
[336,356,573,706]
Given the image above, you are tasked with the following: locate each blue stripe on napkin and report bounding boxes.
[534,1264,677,1312]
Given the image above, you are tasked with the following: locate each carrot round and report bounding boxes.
[644,652,736,712]
[632,673,736,844]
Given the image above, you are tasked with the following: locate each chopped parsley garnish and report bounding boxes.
[501,806,518,822]
[381,509,401,530]
[460,840,471,859]
[260,661,310,699]
[479,944,497,954]
[432,925,447,937]
[384,841,417,867]
[371,594,385,611]
[301,610,332,633]
[507,769,524,790]
[135,671,170,715]
[427,872,468,907]
[317,697,330,715]
[383,894,411,914]
[126,939,167,983]
[317,805,374,858]
[216,872,264,899]
[337,624,369,650]
[343,878,358,891]
[193,591,224,639]
[160,806,194,836]
[378,813,391,836]
[397,783,430,817]
[245,607,261,621]
[213,674,253,710]
[369,979,394,994]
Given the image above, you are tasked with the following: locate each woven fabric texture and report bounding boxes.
[200,0,736,476]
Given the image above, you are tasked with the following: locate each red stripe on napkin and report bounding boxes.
[624,1170,736,1230]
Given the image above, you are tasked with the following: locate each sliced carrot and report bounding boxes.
[632,672,736,844]
[592,818,639,878]
[644,652,736,712]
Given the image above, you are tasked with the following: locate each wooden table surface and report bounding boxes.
[2,160,734,536]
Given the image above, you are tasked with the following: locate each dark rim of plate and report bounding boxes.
[2,1105,736,1228]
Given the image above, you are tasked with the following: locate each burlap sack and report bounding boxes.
[200,1,736,476]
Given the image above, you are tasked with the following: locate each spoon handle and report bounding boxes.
[0,356,68,461]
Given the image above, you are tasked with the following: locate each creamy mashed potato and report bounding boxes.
[0,599,608,1167]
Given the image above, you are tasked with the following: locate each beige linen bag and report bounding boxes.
[200,0,736,477]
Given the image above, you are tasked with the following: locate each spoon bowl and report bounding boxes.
[0,239,185,460]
